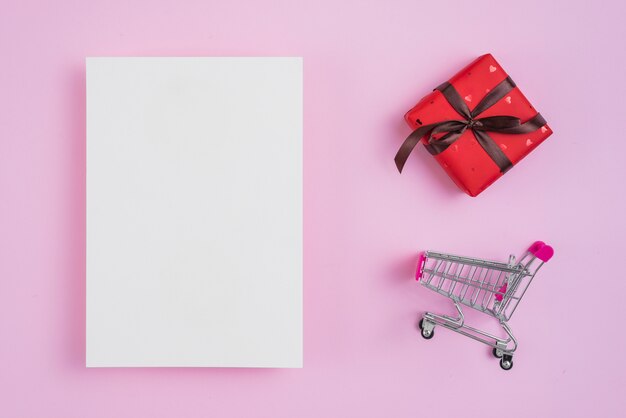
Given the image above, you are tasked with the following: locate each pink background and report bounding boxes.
[1,0,625,416]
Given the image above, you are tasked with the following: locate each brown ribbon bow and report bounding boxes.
[394,76,546,173]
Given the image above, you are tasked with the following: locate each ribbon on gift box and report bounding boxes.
[394,76,546,174]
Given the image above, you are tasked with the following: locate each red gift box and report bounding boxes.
[395,54,553,197]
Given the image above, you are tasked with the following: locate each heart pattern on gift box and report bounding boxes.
[489,65,497,73]
[541,126,548,133]
[526,139,533,146]
[464,94,472,102]
[499,144,508,150]
[505,96,512,104]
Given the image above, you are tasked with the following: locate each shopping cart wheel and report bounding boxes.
[492,347,503,358]
[499,354,514,371]
[418,319,435,340]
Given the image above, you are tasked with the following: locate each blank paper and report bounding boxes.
[86,57,302,367]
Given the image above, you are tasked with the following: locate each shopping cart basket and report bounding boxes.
[416,241,554,370]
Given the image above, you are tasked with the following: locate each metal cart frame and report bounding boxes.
[416,241,554,370]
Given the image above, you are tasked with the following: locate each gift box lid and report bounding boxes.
[398,54,552,197]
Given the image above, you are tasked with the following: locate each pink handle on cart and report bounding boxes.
[528,241,554,262]
[415,252,426,281]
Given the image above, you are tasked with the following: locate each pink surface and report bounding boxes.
[1,0,625,417]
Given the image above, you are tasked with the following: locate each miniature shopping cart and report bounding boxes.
[416,241,554,370]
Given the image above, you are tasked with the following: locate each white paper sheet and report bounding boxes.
[86,57,302,367]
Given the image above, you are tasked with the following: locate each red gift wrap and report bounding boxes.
[396,54,552,197]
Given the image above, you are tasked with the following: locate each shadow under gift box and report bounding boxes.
[401,54,553,197]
